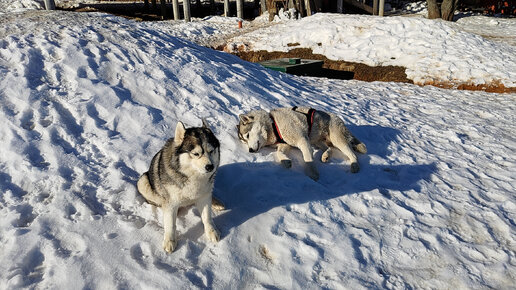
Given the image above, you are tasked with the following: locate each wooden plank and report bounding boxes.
[373,0,378,15]
[379,0,385,16]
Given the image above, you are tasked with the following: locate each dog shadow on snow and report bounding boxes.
[208,125,437,235]
[182,125,436,241]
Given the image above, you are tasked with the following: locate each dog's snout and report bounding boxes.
[205,164,214,172]
[249,148,256,153]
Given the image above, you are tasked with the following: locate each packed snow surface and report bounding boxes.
[226,13,516,88]
[0,9,515,290]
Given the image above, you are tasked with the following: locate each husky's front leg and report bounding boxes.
[162,205,178,253]
[297,139,319,181]
[276,143,292,168]
[196,196,220,243]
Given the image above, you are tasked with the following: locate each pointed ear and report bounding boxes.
[174,121,186,144]
[201,118,211,130]
[239,114,253,124]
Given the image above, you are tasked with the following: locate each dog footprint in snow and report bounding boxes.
[12,204,37,228]
[8,247,45,288]
[130,242,152,269]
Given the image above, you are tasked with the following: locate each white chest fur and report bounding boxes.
[163,172,213,207]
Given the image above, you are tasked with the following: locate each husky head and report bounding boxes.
[174,120,220,175]
[237,110,269,153]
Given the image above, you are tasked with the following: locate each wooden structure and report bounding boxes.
[266,0,385,19]
[144,0,385,22]
[259,58,324,75]
[44,0,56,10]
[342,0,385,16]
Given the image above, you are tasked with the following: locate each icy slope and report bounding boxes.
[0,11,515,289]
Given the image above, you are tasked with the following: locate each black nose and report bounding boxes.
[205,164,214,172]
[249,148,256,153]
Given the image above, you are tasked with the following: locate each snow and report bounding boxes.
[225,13,516,88]
[0,4,515,290]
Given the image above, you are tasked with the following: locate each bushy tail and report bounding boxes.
[137,173,165,207]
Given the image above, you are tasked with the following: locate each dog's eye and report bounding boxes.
[193,152,200,157]
[245,133,249,140]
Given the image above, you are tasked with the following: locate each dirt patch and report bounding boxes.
[229,47,412,83]
[221,47,516,93]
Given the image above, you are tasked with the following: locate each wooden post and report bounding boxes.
[373,0,378,15]
[184,0,191,22]
[236,0,244,19]
[172,0,180,20]
[304,0,312,16]
[152,0,157,11]
[261,0,267,15]
[224,0,230,16]
[379,0,385,16]
[44,0,55,10]
[337,0,343,13]
[161,0,167,19]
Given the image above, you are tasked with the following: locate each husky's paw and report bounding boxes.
[211,197,225,211]
[350,162,360,173]
[321,152,330,163]
[163,238,177,253]
[321,148,332,163]
[354,143,367,154]
[206,227,220,243]
[280,159,292,168]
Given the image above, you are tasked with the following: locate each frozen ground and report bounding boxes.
[0,5,515,290]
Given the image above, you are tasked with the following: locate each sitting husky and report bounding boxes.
[237,107,367,181]
[137,120,221,253]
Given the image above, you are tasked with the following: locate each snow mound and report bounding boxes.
[225,13,516,88]
[0,11,515,289]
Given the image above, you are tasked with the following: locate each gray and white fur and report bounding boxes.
[237,107,367,181]
[137,120,222,253]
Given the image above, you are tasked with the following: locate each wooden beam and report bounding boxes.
[236,0,244,19]
[379,0,385,16]
[224,0,230,16]
[304,0,312,15]
[184,0,191,22]
[172,0,180,20]
[373,0,378,15]
[337,0,343,13]
[44,0,55,10]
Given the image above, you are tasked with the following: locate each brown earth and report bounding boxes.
[220,46,516,93]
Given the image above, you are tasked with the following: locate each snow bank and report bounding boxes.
[0,10,515,289]
[225,13,516,88]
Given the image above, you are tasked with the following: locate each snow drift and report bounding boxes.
[0,10,515,289]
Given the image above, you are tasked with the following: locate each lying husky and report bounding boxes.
[237,107,367,181]
[137,120,221,253]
